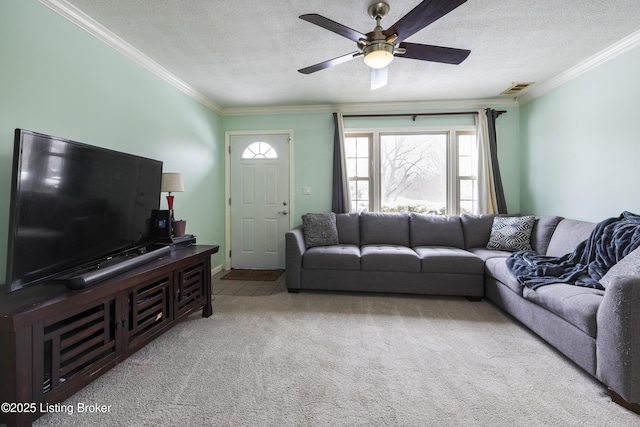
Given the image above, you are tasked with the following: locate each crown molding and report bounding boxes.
[220,98,519,117]
[518,29,640,105]
[38,0,224,114]
[38,0,638,116]
[35,0,517,118]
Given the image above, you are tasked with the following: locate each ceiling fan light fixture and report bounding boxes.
[363,42,394,69]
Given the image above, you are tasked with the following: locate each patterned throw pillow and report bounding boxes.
[486,215,535,251]
[599,247,640,288]
[302,213,339,248]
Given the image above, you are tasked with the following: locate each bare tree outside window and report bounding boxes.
[380,134,447,214]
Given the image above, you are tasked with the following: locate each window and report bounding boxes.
[345,134,371,212]
[345,129,477,214]
[457,132,478,214]
[242,141,277,159]
[380,133,447,214]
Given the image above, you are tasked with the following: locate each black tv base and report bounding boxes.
[64,245,171,290]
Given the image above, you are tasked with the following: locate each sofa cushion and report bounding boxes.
[360,245,421,272]
[487,215,535,251]
[523,284,604,337]
[414,247,483,274]
[336,212,360,245]
[484,257,524,294]
[360,212,410,246]
[466,247,512,262]
[545,219,595,257]
[460,214,496,248]
[302,213,339,248]
[531,216,563,255]
[410,214,464,248]
[303,245,360,270]
[600,246,640,288]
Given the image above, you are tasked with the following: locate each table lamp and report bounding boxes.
[161,172,184,219]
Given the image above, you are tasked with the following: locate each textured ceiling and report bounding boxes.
[53,0,640,110]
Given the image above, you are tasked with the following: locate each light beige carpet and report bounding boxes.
[35,292,640,426]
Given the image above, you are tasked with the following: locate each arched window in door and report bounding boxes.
[242,142,278,159]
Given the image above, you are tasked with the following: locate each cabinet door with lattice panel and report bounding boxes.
[36,295,119,404]
[126,273,173,354]
[174,260,207,320]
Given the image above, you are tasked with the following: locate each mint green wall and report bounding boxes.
[520,45,640,221]
[224,107,521,225]
[0,0,225,283]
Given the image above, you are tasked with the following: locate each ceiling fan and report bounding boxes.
[298,0,471,90]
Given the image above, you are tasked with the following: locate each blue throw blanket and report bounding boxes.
[506,211,640,290]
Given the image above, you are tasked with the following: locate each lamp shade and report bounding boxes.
[161,172,185,193]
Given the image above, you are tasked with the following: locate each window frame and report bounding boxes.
[344,133,374,213]
[344,126,476,214]
[455,130,478,215]
[241,141,278,159]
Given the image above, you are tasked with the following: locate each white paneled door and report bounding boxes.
[229,133,290,269]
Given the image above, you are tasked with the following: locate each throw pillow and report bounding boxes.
[599,247,640,288]
[302,213,339,248]
[486,215,535,251]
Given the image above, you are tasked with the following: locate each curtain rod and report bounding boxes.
[343,110,507,121]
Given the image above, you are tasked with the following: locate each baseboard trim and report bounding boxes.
[211,264,223,276]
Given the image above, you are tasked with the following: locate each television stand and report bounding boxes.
[0,244,218,427]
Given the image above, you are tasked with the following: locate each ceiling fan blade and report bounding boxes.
[299,14,367,42]
[298,52,360,74]
[370,67,388,90]
[399,42,470,64]
[384,0,467,43]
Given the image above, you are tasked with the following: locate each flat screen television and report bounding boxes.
[5,129,164,293]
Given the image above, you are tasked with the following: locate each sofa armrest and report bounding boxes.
[285,227,306,291]
[596,274,640,403]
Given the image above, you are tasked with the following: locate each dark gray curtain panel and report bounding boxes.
[332,112,349,213]
[486,108,508,214]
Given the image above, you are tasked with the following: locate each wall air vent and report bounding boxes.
[500,82,535,95]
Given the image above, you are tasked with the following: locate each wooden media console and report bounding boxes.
[0,245,218,427]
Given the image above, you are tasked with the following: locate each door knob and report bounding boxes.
[278,210,289,215]
[282,202,288,206]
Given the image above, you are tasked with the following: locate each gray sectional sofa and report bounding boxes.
[285,211,640,412]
